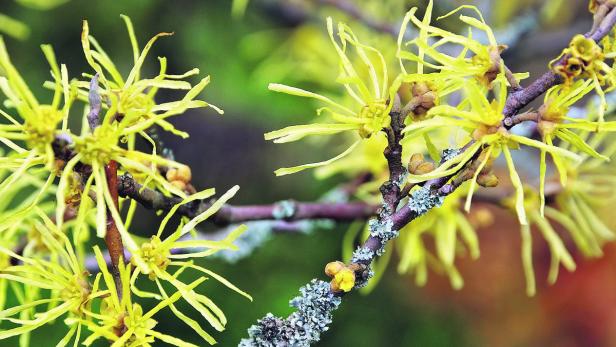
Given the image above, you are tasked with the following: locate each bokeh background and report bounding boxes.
[1,0,615,346]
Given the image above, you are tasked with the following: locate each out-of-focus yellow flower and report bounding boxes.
[0,209,102,345]
[537,80,616,214]
[545,132,616,258]
[396,188,479,290]
[503,187,576,296]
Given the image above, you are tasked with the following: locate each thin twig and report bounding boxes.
[87,75,124,299]
[117,173,378,223]
[104,160,124,297]
[52,136,379,224]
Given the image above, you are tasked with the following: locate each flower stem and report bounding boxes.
[104,160,124,299]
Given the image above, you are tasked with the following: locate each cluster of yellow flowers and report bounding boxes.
[266,0,616,295]
[0,15,248,346]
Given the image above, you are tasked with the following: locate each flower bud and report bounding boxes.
[408,153,425,173]
[176,165,192,182]
[166,165,192,183]
[414,162,435,175]
[410,82,438,117]
[166,168,178,182]
[477,173,499,187]
[325,261,345,277]
[171,180,187,191]
[411,82,430,96]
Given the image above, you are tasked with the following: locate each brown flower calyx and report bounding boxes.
[537,103,560,137]
[475,45,520,89]
[471,123,505,141]
[408,153,435,175]
[453,148,497,188]
[477,172,499,187]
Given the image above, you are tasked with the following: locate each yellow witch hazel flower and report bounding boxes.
[128,186,251,344]
[76,15,222,140]
[0,36,73,198]
[536,80,616,213]
[54,106,197,271]
[0,209,103,345]
[80,247,203,347]
[550,34,616,121]
[265,17,395,176]
[390,0,453,123]
[396,188,479,290]
[398,1,526,90]
[404,74,581,226]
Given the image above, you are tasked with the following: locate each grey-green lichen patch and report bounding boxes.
[240,279,341,346]
[408,186,443,216]
[272,200,296,219]
[351,246,374,263]
[441,148,462,162]
[368,218,397,256]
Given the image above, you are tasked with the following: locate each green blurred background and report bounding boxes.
[1,0,615,346]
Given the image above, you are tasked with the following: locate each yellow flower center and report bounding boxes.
[358,101,389,138]
[24,105,63,153]
[118,90,155,118]
[123,303,157,344]
[135,236,170,280]
[60,275,91,314]
[537,101,565,137]
[74,124,119,164]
